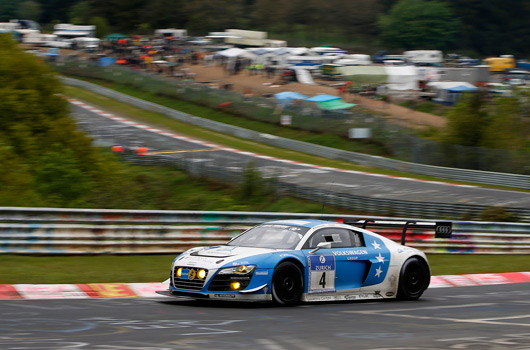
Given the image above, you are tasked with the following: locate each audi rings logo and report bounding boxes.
[435,222,452,238]
[319,255,326,264]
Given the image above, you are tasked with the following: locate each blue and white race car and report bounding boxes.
[158,219,451,305]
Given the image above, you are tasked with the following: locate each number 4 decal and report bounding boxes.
[319,272,327,288]
[308,255,335,293]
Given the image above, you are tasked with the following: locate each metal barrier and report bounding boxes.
[1,207,529,254]
[62,76,530,190]
[120,154,530,222]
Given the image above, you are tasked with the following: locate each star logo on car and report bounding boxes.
[375,267,383,278]
[376,253,385,263]
[371,241,381,250]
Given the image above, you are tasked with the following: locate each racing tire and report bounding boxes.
[396,257,430,301]
[271,262,303,306]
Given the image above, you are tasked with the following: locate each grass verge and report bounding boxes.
[63,84,521,191]
[1,254,528,284]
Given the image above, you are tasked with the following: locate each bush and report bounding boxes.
[478,206,518,222]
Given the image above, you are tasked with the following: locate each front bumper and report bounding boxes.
[157,288,272,302]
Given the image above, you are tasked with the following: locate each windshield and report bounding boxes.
[227,224,309,249]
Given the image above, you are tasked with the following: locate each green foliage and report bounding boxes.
[68,1,91,24]
[239,161,275,200]
[34,145,92,206]
[442,91,488,147]
[91,16,109,38]
[442,89,530,151]
[478,206,517,222]
[378,0,459,50]
[449,1,530,57]
[16,0,42,21]
[0,0,21,22]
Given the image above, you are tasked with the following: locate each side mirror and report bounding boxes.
[310,241,332,254]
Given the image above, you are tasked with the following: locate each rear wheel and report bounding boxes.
[397,257,430,300]
[271,262,303,306]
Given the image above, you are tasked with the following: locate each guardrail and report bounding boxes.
[122,154,530,222]
[62,77,530,190]
[1,207,529,254]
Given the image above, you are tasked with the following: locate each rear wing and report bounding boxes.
[343,219,452,245]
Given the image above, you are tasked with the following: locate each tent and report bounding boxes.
[305,94,341,102]
[105,33,128,40]
[337,66,387,84]
[337,65,419,90]
[427,81,477,105]
[447,85,478,92]
[318,99,357,110]
[305,94,356,110]
[216,47,256,59]
[385,66,418,91]
[274,91,309,104]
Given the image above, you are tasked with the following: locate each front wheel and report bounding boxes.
[271,262,303,306]
[397,257,430,300]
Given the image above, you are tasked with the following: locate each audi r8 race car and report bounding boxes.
[157,219,451,305]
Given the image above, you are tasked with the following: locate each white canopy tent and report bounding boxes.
[216,48,256,60]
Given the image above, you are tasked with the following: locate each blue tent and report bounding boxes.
[447,85,478,92]
[98,57,116,67]
[305,94,341,102]
[274,91,309,104]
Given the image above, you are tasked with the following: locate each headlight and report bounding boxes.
[197,269,207,279]
[217,265,256,275]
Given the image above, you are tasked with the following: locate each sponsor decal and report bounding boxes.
[255,271,269,276]
[308,255,336,293]
[333,249,368,256]
[212,294,236,299]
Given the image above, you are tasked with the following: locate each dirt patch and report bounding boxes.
[181,63,447,129]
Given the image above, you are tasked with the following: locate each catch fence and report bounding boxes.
[54,62,530,176]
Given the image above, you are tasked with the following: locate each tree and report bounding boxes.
[378,0,459,50]
[91,16,109,38]
[68,0,91,24]
[16,0,42,21]
[0,0,22,22]
[0,34,108,205]
[481,92,529,151]
[34,146,92,207]
[449,0,530,57]
[442,91,489,147]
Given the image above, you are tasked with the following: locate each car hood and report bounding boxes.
[175,245,283,269]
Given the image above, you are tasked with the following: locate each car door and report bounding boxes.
[302,227,372,293]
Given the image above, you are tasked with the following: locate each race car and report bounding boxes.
[157,219,451,305]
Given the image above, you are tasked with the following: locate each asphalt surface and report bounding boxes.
[1,283,529,349]
[70,102,530,209]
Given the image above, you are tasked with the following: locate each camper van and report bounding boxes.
[403,50,443,66]
[483,55,516,72]
[286,55,337,69]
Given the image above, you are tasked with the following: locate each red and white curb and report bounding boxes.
[1,272,529,299]
[69,99,477,189]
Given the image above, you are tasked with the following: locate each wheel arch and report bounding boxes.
[275,257,305,274]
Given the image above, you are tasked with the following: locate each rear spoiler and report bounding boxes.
[343,219,452,245]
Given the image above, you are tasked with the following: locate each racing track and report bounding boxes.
[1,282,529,349]
[70,101,530,209]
